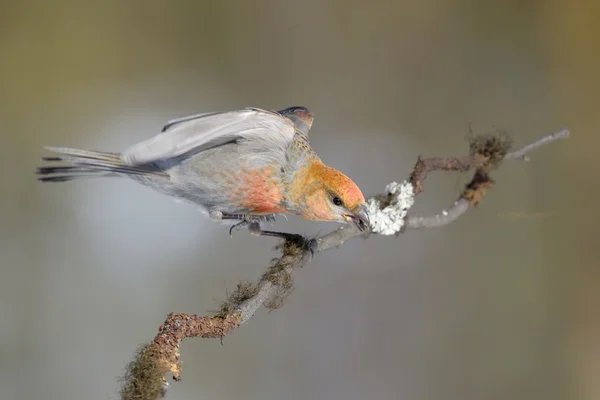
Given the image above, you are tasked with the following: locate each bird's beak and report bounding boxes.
[344,205,370,232]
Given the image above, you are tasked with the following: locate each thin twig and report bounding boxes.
[405,199,471,229]
[504,128,569,160]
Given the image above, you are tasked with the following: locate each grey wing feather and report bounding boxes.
[161,111,220,132]
[121,108,296,165]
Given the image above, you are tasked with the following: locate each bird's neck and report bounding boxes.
[283,161,330,220]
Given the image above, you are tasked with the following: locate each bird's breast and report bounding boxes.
[228,166,287,214]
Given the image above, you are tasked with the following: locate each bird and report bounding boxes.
[37,106,369,245]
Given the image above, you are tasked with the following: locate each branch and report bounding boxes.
[120,128,570,400]
[504,128,569,160]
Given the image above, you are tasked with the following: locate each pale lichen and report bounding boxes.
[366,181,415,235]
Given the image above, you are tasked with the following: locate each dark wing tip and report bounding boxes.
[279,106,310,113]
[277,106,314,134]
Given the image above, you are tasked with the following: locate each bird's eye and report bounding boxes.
[332,196,343,206]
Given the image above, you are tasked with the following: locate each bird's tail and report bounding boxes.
[37,146,168,182]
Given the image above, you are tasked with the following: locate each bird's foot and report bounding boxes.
[223,214,276,237]
[247,222,317,257]
[222,214,315,256]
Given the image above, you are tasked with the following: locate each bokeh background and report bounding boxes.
[1,1,598,399]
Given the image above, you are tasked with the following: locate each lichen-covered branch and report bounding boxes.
[120,128,570,400]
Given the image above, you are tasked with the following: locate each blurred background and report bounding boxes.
[1,1,598,399]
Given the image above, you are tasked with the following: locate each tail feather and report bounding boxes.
[43,146,123,163]
[38,173,119,182]
[37,147,168,183]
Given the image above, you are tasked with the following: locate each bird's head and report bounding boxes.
[295,163,369,232]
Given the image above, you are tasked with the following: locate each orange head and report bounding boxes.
[291,162,369,231]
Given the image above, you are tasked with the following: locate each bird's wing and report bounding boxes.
[277,106,314,137]
[159,111,221,132]
[121,108,296,165]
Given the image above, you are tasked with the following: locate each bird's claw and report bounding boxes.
[284,234,318,259]
[229,220,248,237]
[226,214,277,237]
[306,238,318,259]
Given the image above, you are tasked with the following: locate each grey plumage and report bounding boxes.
[120,107,296,165]
[37,107,312,216]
